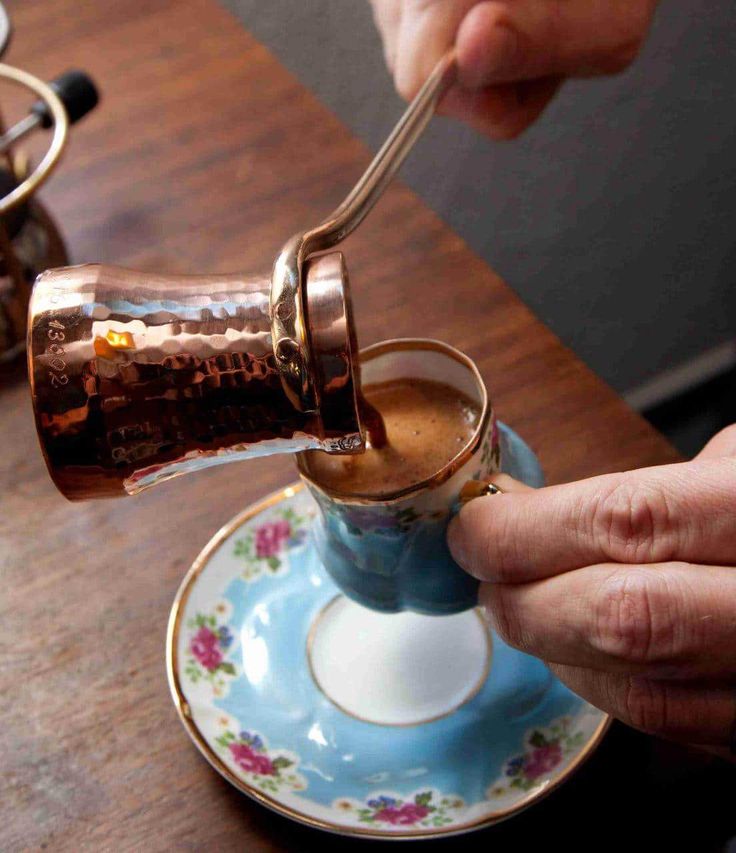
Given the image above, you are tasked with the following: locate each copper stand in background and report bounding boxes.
[0,3,98,364]
[0,174,70,363]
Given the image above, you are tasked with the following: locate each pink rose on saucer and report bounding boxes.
[229,742,275,776]
[255,520,291,559]
[374,803,430,825]
[190,625,223,672]
[524,743,563,779]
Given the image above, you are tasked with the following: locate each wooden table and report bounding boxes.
[1,1,733,850]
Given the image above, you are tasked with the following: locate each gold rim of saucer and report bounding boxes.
[166,483,612,840]
[297,338,494,506]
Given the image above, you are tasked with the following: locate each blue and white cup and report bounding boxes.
[297,338,501,615]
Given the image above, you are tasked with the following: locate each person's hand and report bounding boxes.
[370,0,659,138]
[448,425,736,749]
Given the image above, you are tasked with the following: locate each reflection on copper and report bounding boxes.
[93,329,135,358]
[28,253,363,500]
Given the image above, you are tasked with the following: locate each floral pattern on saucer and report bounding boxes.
[486,716,587,798]
[233,504,311,581]
[184,602,237,696]
[333,790,465,829]
[215,718,306,796]
[170,472,609,839]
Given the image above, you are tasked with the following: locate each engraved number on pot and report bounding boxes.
[46,320,69,388]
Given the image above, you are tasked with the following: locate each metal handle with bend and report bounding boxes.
[271,51,457,412]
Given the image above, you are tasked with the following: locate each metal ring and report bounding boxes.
[0,63,69,215]
[459,479,505,506]
[482,482,504,496]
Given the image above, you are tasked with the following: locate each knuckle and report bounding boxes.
[589,479,676,563]
[591,569,676,665]
[621,678,670,735]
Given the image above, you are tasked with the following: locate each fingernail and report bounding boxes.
[460,22,520,88]
[447,516,469,568]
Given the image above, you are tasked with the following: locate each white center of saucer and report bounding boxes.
[307,596,492,726]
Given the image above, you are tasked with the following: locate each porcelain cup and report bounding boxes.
[297,338,501,615]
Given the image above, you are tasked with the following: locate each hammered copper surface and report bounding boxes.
[28,253,362,499]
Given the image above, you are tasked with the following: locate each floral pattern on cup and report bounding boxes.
[486,716,586,797]
[216,725,307,795]
[233,505,310,580]
[341,504,421,537]
[480,418,501,474]
[333,791,464,828]
[316,493,450,539]
[184,609,236,695]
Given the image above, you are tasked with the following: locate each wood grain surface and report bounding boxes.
[3,2,731,851]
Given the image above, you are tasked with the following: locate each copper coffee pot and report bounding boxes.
[29,254,365,499]
[28,53,457,500]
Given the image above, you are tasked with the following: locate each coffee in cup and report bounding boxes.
[303,378,480,496]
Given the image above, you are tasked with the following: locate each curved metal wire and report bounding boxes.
[0,3,11,60]
[0,63,69,215]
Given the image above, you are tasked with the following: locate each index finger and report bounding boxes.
[447,458,736,582]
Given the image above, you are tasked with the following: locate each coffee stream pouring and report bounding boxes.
[28,54,457,500]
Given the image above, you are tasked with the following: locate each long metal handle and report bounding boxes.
[316,49,457,247]
[271,51,457,412]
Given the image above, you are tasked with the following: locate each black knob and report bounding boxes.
[31,70,99,129]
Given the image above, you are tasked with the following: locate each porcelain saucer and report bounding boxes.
[167,461,609,838]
